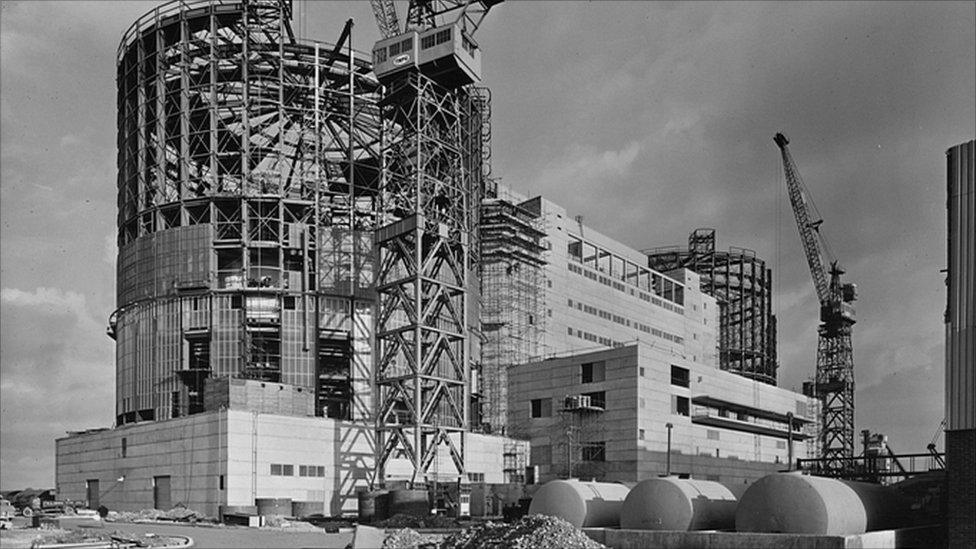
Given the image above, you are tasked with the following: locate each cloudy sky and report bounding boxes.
[1,1,973,489]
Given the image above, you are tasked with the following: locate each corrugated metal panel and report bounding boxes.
[947,139,975,431]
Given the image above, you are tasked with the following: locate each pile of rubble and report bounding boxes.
[441,515,605,549]
[375,513,459,529]
[381,528,442,549]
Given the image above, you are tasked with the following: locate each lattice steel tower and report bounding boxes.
[775,133,858,474]
[369,0,500,487]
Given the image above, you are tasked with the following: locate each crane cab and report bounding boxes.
[372,22,482,88]
[372,31,420,83]
[416,22,482,87]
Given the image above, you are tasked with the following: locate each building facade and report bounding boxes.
[508,345,815,495]
[57,382,525,517]
[945,138,975,548]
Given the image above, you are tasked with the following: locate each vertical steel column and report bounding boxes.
[375,73,470,488]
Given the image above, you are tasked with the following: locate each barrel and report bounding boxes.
[255,497,292,517]
[387,489,429,517]
[620,477,737,531]
[291,500,324,518]
[527,479,632,528]
[735,472,912,535]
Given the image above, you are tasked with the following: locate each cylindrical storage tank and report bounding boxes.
[255,498,292,517]
[620,477,737,531]
[387,489,429,517]
[291,501,324,518]
[735,472,912,535]
[528,479,632,528]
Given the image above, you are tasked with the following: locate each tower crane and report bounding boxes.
[368,0,502,504]
[774,133,858,476]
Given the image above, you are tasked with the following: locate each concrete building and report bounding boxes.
[508,345,814,496]
[57,379,525,517]
[945,138,974,548]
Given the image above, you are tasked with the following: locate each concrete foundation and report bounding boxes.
[583,525,941,549]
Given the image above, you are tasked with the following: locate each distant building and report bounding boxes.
[945,138,974,548]
[508,344,815,494]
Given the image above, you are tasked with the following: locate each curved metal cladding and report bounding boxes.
[647,229,777,385]
[112,0,382,425]
[527,479,632,528]
[619,477,737,531]
[734,472,912,535]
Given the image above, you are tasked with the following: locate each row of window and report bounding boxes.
[530,390,607,417]
[567,298,684,345]
[565,236,686,308]
[270,463,326,477]
[567,326,623,348]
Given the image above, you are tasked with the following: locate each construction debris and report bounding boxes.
[381,528,442,549]
[441,515,606,549]
[108,507,201,523]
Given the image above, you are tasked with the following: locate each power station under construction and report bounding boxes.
[46,1,971,547]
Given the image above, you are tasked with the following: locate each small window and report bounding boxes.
[638,429,645,440]
[435,28,451,44]
[581,441,605,462]
[389,41,400,55]
[467,472,485,483]
[284,296,296,310]
[219,475,224,490]
[231,295,242,309]
[581,361,605,383]
[639,367,645,377]
[530,398,552,418]
[672,395,690,416]
[121,437,127,458]
[271,464,283,475]
[707,429,720,441]
[670,365,690,387]
[316,466,325,477]
[282,464,294,476]
[421,34,436,49]
[400,38,412,53]
[776,440,787,449]
[582,391,606,409]
[374,47,387,63]
[299,465,308,477]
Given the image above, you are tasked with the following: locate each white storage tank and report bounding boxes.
[620,477,737,531]
[735,472,912,535]
[527,479,631,528]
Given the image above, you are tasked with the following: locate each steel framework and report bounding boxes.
[113,0,382,425]
[646,229,777,385]
[374,72,475,486]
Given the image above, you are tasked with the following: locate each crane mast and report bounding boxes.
[775,133,858,476]
[369,0,501,495]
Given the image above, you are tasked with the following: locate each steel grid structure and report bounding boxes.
[112,0,382,425]
[374,72,479,486]
[646,229,777,385]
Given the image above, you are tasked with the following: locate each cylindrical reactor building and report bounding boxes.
[111,0,383,425]
[647,229,777,385]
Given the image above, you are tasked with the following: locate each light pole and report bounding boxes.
[665,422,674,476]
[786,412,794,471]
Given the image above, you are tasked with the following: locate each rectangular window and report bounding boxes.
[421,34,436,49]
[568,237,582,260]
[282,464,294,476]
[299,465,308,477]
[707,429,720,440]
[219,475,224,490]
[638,429,645,440]
[670,365,690,387]
[467,472,485,483]
[581,441,606,462]
[317,466,325,477]
[639,367,645,377]
[672,395,690,416]
[530,398,552,418]
[283,296,296,310]
[121,437,127,458]
[776,440,787,449]
[582,391,606,409]
[271,464,283,475]
[374,47,387,63]
[581,361,605,383]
